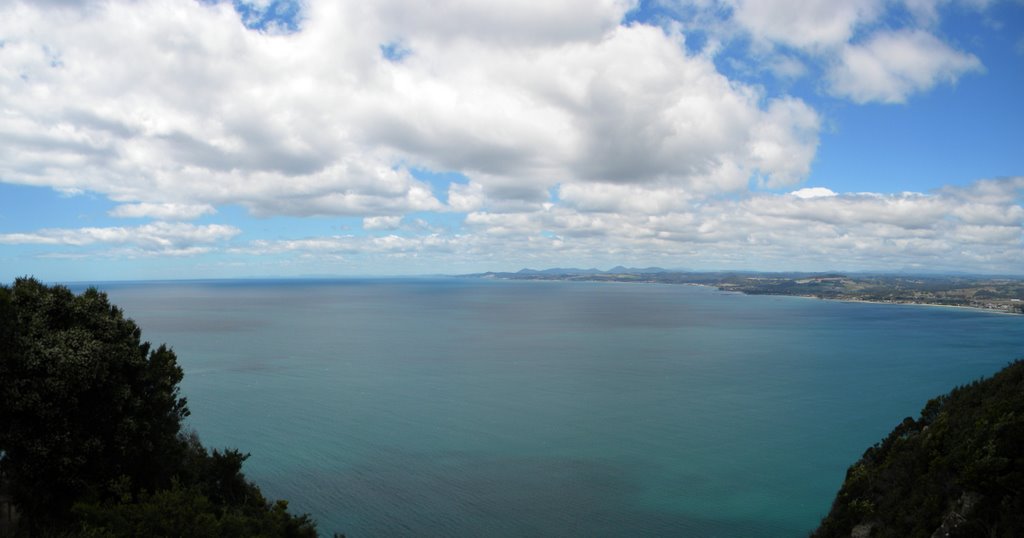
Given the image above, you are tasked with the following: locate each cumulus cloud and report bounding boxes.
[689,0,988,104]
[0,0,992,226]
[0,0,1015,275]
[0,0,821,219]
[557,26,819,190]
[827,30,983,104]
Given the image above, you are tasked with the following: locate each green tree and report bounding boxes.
[0,278,188,526]
[0,278,319,536]
[813,360,1024,537]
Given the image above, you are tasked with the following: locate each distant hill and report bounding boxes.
[513,267,670,275]
[460,269,1024,314]
[516,267,605,275]
[605,266,670,274]
[813,360,1024,537]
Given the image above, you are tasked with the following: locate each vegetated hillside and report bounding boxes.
[0,278,322,537]
[813,360,1024,538]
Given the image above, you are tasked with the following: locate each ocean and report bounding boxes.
[82,278,1024,537]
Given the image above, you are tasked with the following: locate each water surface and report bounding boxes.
[83,278,1024,536]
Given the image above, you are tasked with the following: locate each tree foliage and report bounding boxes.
[0,278,319,536]
[813,360,1024,538]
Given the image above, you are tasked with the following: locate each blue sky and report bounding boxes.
[1,0,1022,281]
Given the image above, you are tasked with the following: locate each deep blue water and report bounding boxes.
[80,278,1024,537]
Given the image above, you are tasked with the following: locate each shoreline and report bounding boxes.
[783,293,1021,316]
[479,275,1023,316]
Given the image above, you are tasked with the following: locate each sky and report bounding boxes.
[0,0,1022,281]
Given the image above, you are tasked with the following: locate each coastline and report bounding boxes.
[473,272,1023,316]
[783,294,1022,316]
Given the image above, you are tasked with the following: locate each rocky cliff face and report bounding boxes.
[813,361,1024,538]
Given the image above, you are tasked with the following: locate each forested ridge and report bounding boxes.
[0,278,323,537]
[813,360,1024,537]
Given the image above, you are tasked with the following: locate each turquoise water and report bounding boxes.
[87,278,1024,537]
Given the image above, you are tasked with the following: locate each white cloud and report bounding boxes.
[902,0,943,25]
[363,215,402,230]
[747,98,821,187]
[9,176,1003,274]
[0,222,240,252]
[558,183,695,214]
[230,233,463,259]
[744,191,952,229]
[941,176,1024,204]
[827,30,983,104]
[558,25,819,191]
[370,0,636,46]
[0,0,820,218]
[680,0,988,105]
[0,1,1015,275]
[447,182,486,213]
[765,54,807,79]
[109,202,216,220]
[790,187,837,199]
[729,0,883,50]
[391,178,1018,267]
[898,0,995,27]
[231,176,1024,274]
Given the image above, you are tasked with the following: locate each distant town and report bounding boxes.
[467,267,1024,314]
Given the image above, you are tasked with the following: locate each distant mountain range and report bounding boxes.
[514,266,673,275]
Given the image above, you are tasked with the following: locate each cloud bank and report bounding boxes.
[0,0,1019,275]
[219,177,1022,275]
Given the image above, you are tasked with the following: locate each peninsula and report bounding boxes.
[466,268,1024,314]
